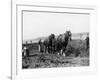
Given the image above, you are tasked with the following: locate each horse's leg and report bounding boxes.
[62,52,66,57]
[60,49,63,56]
[38,44,40,52]
[44,46,46,53]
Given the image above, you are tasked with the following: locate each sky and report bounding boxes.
[23,11,90,40]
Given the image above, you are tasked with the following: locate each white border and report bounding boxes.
[12,2,97,80]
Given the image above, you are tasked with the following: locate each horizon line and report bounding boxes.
[23,32,89,42]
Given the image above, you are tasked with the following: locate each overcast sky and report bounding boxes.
[23,11,90,40]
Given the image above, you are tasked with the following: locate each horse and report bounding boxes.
[40,31,72,56]
[42,34,56,54]
[43,38,49,53]
[48,34,55,53]
[56,31,72,56]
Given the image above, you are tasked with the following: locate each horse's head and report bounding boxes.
[49,34,55,41]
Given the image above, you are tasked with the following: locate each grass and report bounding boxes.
[22,39,89,69]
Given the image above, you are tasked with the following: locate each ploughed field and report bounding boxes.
[22,40,89,69]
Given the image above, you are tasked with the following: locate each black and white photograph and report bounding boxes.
[22,10,90,69]
[8,0,98,79]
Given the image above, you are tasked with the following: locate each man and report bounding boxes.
[38,39,43,53]
[85,35,89,50]
[23,46,29,58]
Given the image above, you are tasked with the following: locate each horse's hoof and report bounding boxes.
[57,53,60,55]
[63,53,66,57]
